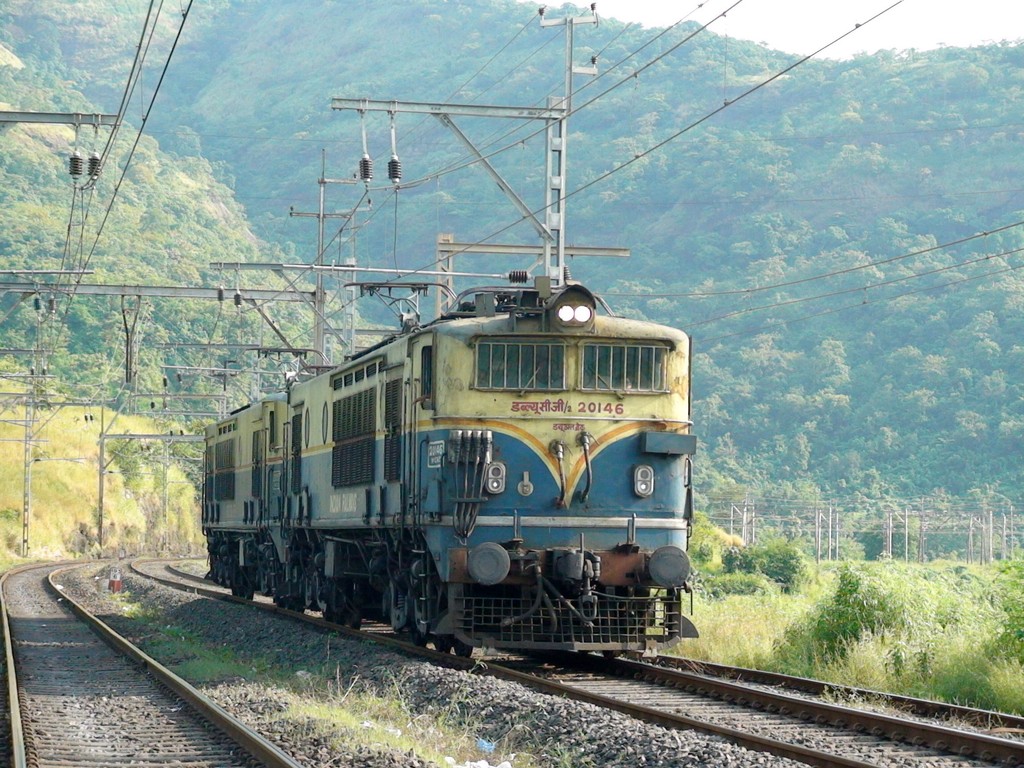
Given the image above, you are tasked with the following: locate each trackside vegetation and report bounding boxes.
[685,513,1024,714]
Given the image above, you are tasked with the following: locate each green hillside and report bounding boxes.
[3,0,1024,540]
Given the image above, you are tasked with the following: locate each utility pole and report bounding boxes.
[97,418,204,552]
[918,502,927,562]
[1010,504,1016,559]
[332,6,605,289]
[815,508,821,563]
[21,392,35,557]
[289,150,360,360]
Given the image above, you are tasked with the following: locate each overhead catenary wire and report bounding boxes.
[359,2,902,294]
[685,243,1024,329]
[604,218,1024,299]
[697,251,1024,344]
[80,1,193,274]
[18,1,199,420]
[335,0,745,285]
[356,9,552,192]
[384,0,746,193]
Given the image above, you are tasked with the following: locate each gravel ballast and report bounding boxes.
[59,564,806,768]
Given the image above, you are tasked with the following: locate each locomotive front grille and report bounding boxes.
[452,589,683,651]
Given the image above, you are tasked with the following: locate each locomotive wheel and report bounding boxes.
[433,635,473,657]
[385,582,408,631]
[410,622,429,648]
[231,568,254,600]
[324,585,362,629]
[310,572,329,613]
[451,637,473,658]
[341,605,362,629]
[234,581,254,601]
[274,591,303,612]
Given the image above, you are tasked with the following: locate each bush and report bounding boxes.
[804,564,918,661]
[688,510,741,568]
[722,537,808,592]
[700,571,778,599]
[996,560,1024,663]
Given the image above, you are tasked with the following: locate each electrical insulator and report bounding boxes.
[87,152,101,178]
[33,296,41,311]
[69,150,84,177]
[359,154,373,182]
[233,291,242,307]
[508,270,529,284]
[217,287,225,301]
[388,155,402,184]
[163,376,168,388]
[48,297,56,313]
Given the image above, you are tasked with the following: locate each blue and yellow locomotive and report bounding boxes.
[204,279,698,654]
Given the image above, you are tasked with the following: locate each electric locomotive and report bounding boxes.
[203,278,698,654]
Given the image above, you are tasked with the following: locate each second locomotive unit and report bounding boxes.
[204,278,698,655]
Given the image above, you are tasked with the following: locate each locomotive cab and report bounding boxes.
[418,281,698,653]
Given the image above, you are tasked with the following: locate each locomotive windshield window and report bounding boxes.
[476,341,566,391]
[581,343,668,393]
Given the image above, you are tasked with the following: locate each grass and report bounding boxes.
[281,681,508,768]
[684,580,826,672]
[107,588,534,767]
[0,404,204,560]
[680,560,1024,715]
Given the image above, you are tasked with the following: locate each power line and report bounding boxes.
[32,1,198,411]
[606,218,1024,300]
[360,3,900,294]
[697,250,1024,343]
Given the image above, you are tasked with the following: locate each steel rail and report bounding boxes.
[0,566,30,768]
[592,654,1024,766]
[45,563,305,768]
[154,559,1024,764]
[129,560,884,767]
[642,655,1024,733]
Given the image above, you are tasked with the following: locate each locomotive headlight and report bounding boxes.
[648,545,691,588]
[555,302,594,326]
[485,462,506,494]
[633,464,655,497]
[548,285,598,328]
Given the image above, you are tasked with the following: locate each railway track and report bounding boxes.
[633,655,1024,735]
[133,558,1024,768]
[1,562,304,768]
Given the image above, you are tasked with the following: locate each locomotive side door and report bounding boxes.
[383,365,405,526]
[409,334,435,525]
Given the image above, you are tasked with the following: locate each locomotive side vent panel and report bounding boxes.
[384,379,402,482]
[214,438,235,501]
[332,388,375,487]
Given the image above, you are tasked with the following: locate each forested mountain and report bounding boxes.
[2,0,1024,514]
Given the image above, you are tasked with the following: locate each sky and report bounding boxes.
[534,0,1024,59]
